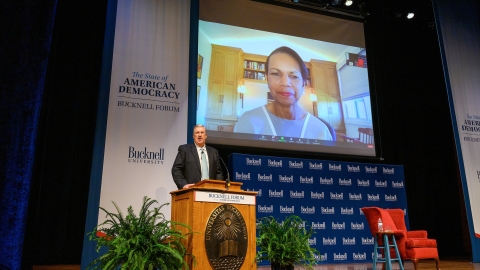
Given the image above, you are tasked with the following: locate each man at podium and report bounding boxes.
[171,124,224,189]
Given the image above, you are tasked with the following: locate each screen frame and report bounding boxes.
[188,0,382,158]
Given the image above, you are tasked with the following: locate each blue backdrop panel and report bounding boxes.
[229,153,408,264]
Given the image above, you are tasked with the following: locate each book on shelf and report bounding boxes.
[244,70,266,80]
[244,60,265,71]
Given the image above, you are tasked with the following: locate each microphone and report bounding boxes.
[218,156,230,190]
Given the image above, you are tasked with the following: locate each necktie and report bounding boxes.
[200,149,209,180]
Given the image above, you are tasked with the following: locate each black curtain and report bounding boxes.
[0,0,57,269]
[363,10,467,257]
[21,0,109,268]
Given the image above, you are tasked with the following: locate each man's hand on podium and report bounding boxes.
[183,184,195,189]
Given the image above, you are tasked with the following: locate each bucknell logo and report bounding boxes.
[268,190,283,198]
[332,222,346,230]
[329,163,341,171]
[357,179,370,187]
[279,221,305,228]
[362,237,374,245]
[373,252,384,259]
[321,207,335,214]
[279,175,294,183]
[280,220,305,228]
[339,178,352,186]
[128,146,164,164]
[312,222,326,230]
[258,173,273,182]
[365,166,378,173]
[351,222,365,230]
[383,167,395,174]
[246,188,262,197]
[334,253,347,261]
[301,206,315,214]
[392,181,404,188]
[235,172,250,180]
[290,191,304,198]
[311,191,324,199]
[375,180,387,187]
[341,207,354,215]
[353,252,367,260]
[308,237,317,245]
[267,159,282,167]
[330,192,344,200]
[289,161,303,169]
[385,194,397,201]
[309,162,323,170]
[320,177,333,185]
[246,158,261,166]
[257,205,273,213]
[300,176,314,184]
[367,194,380,201]
[349,193,362,200]
[343,237,355,245]
[279,205,294,213]
[323,237,336,245]
[314,254,327,262]
[347,165,360,172]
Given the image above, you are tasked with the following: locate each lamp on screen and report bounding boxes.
[310,90,318,117]
[238,81,246,108]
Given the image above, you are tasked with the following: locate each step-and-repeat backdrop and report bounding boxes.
[229,153,408,264]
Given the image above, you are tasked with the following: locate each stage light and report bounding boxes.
[345,0,353,6]
[407,12,414,19]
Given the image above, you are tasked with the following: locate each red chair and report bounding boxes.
[361,207,440,270]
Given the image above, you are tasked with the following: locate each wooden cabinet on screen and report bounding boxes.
[205,45,242,130]
[310,60,345,132]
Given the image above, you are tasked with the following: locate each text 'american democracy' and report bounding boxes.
[119,78,179,99]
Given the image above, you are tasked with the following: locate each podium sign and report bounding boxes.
[195,191,256,205]
[170,180,257,270]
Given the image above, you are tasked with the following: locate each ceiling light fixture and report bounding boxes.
[407,12,414,19]
[345,0,353,6]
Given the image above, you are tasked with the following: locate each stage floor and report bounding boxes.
[33,259,480,270]
[257,259,479,270]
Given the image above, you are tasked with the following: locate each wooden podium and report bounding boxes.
[170,180,257,270]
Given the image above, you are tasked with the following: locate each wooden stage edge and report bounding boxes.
[33,259,480,270]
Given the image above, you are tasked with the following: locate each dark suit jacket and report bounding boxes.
[171,143,224,189]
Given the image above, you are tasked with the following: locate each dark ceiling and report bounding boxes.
[253,0,435,26]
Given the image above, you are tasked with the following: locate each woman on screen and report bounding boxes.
[234,46,333,141]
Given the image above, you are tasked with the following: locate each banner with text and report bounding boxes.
[434,0,480,260]
[82,0,190,266]
[230,153,408,264]
[96,0,190,231]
